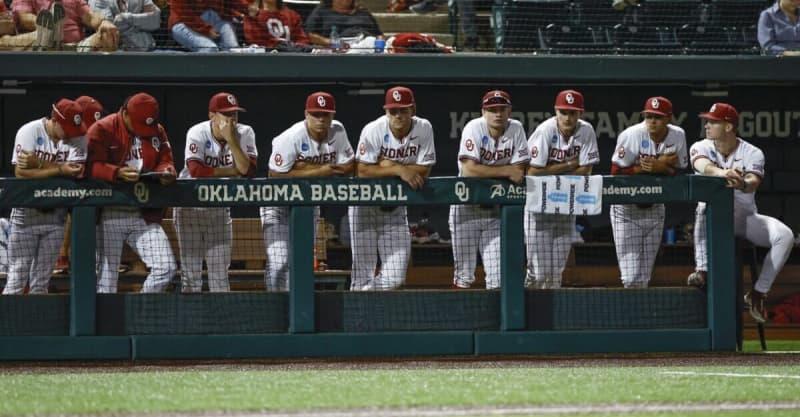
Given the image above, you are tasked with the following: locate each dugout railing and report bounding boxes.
[0,175,734,360]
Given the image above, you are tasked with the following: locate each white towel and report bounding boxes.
[525,175,604,215]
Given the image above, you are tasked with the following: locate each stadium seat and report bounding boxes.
[612,24,683,55]
[712,0,770,29]
[501,0,571,52]
[538,23,613,54]
[679,24,760,54]
[639,0,700,28]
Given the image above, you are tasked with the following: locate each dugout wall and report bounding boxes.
[0,175,734,360]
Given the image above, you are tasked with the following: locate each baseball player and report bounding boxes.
[87,92,178,293]
[3,99,87,295]
[525,90,599,289]
[260,92,354,292]
[55,95,107,274]
[610,97,688,288]
[176,92,257,293]
[450,90,529,289]
[689,103,794,323]
[350,86,435,291]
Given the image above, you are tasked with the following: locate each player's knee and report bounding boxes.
[772,225,795,250]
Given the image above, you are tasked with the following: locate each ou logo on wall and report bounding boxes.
[454,181,469,202]
[134,182,150,203]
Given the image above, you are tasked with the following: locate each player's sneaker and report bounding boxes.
[687,270,707,288]
[50,1,65,50]
[34,10,54,51]
[744,291,768,323]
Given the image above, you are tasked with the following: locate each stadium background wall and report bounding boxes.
[1,54,798,232]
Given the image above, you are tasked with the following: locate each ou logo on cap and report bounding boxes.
[494,92,502,98]
[73,114,82,126]
[146,117,155,125]
[392,90,402,102]
[651,98,660,109]
[317,96,327,107]
[709,104,717,113]
[94,111,102,121]
[565,93,575,104]
[227,95,236,105]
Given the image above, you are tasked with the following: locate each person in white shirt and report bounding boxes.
[525,89,599,289]
[261,92,355,291]
[3,99,87,295]
[610,97,688,288]
[450,90,529,290]
[350,86,436,291]
[176,92,257,293]
[689,102,794,323]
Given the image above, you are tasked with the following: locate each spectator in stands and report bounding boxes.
[169,0,249,52]
[0,2,15,37]
[87,92,177,293]
[757,0,800,56]
[406,0,478,51]
[243,0,311,51]
[89,0,161,51]
[304,0,383,49]
[0,0,119,51]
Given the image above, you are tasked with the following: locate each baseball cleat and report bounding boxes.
[687,270,707,288]
[34,10,54,51]
[744,291,768,323]
[50,1,65,49]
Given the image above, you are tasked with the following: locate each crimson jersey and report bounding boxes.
[243,7,309,48]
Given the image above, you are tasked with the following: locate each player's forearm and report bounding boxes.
[527,161,573,175]
[572,164,593,176]
[15,165,61,179]
[462,162,510,178]
[228,146,251,176]
[356,163,399,178]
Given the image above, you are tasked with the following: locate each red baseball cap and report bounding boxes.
[75,95,105,130]
[699,102,739,125]
[209,92,246,112]
[482,90,511,108]
[124,93,160,137]
[51,98,87,139]
[383,86,415,109]
[643,96,672,117]
[305,92,336,113]
[555,89,584,111]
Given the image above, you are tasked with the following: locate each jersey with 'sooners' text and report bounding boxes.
[11,118,87,225]
[357,115,436,167]
[528,117,599,168]
[178,121,258,179]
[457,117,529,175]
[269,120,354,173]
[690,137,764,213]
[612,121,688,170]
[261,120,354,224]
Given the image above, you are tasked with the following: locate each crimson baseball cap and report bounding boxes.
[75,95,105,130]
[482,90,511,108]
[555,89,584,111]
[209,92,246,112]
[383,86,415,109]
[125,93,160,137]
[643,96,672,117]
[699,102,739,125]
[305,92,336,113]
[51,98,87,139]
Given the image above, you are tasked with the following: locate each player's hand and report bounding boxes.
[505,166,525,184]
[209,28,220,40]
[213,113,237,141]
[399,169,425,190]
[159,166,177,185]
[17,151,39,170]
[639,155,654,172]
[58,162,83,177]
[378,159,398,168]
[97,20,119,50]
[723,168,745,189]
[117,166,140,182]
[658,153,678,168]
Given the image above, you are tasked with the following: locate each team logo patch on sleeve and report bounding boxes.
[531,146,538,158]
[465,138,474,151]
[618,146,625,159]
[359,143,366,155]
[190,143,198,153]
[274,153,283,166]
[151,137,161,150]
[690,148,698,156]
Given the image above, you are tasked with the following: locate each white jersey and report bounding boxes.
[178,121,258,179]
[612,121,688,169]
[528,117,599,168]
[261,120,354,223]
[356,115,436,166]
[11,118,87,225]
[690,138,764,214]
[457,117,529,175]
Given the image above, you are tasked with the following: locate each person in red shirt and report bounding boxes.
[86,92,178,293]
[0,0,119,51]
[243,0,310,51]
[169,0,249,51]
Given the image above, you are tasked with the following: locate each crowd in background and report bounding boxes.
[0,0,798,55]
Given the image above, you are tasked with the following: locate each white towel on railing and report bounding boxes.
[525,175,604,215]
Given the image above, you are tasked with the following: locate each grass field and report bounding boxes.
[2,340,799,417]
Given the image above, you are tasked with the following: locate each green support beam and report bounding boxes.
[70,207,96,336]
